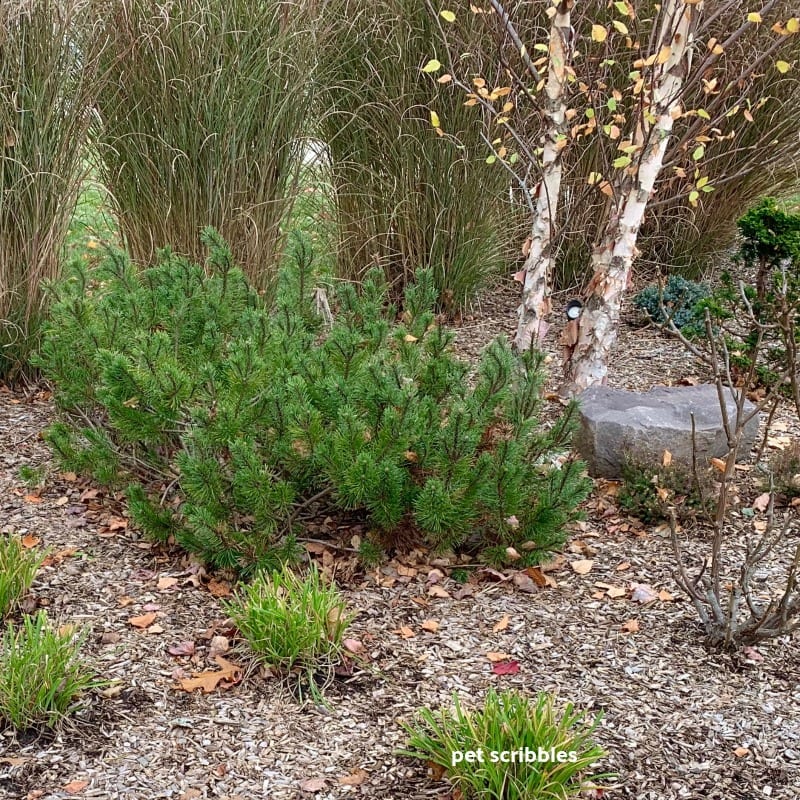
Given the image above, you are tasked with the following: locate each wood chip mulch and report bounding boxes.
[1,286,799,800]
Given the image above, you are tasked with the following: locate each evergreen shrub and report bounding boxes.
[37,230,589,572]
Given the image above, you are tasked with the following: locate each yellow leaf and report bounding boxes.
[747,12,762,23]
[710,456,727,472]
[440,9,456,22]
[661,450,672,467]
[591,24,608,43]
[776,60,792,73]
[612,20,628,35]
[404,333,419,342]
[422,59,441,73]
[429,110,440,128]
[656,45,672,65]
[786,18,799,33]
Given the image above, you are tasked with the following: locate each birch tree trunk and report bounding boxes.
[514,0,574,352]
[563,0,703,392]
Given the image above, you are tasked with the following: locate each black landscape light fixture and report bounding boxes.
[565,299,583,321]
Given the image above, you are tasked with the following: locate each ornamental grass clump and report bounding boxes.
[400,689,607,800]
[0,0,110,379]
[224,564,350,683]
[37,230,590,573]
[0,536,45,618]
[0,611,99,731]
[93,0,314,293]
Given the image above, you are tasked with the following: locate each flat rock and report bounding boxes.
[574,384,761,478]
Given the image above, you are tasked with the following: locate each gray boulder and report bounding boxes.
[573,384,760,478]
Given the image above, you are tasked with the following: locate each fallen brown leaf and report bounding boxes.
[396,626,416,639]
[492,614,510,633]
[168,641,196,657]
[21,534,41,548]
[63,780,89,795]
[339,769,369,787]
[752,492,771,512]
[23,494,42,504]
[299,777,327,793]
[427,584,450,598]
[486,652,512,662]
[621,619,640,633]
[733,747,751,758]
[421,619,440,633]
[176,656,242,694]
[157,576,179,590]
[207,579,232,598]
[570,559,594,575]
[128,612,157,629]
[512,572,537,593]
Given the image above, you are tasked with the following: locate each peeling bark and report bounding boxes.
[564,0,703,392]
[513,0,574,352]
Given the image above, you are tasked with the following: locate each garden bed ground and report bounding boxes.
[1,285,799,800]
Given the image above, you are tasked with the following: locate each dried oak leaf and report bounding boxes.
[339,769,369,786]
[421,619,440,633]
[570,559,594,575]
[176,656,242,694]
[63,780,89,795]
[621,619,640,634]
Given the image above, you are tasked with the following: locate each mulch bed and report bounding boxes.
[1,286,799,800]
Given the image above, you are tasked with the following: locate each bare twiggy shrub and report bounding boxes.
[662,285,800,646]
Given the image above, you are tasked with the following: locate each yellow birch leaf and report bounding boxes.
[440,9,456,22]
[430,110,441,128]
[612,20,628,35]
[422,59,441,73]
[747,12,762,23]
[776,60,792,73]
[786,18,799,33]
[591,24,608,43]
[656,45,672,64]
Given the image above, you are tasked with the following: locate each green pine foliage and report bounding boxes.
[37,230,590,571]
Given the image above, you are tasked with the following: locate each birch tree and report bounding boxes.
[562,0,703,392]
[514,0,575,351]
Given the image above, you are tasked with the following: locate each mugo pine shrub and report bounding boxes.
[37,230,589,572]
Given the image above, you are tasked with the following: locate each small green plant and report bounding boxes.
[618,456,713,525]
[0,536,45,618]
[18,464,46,489]
[224,564,351,694]
[633,275,710,337]
[0,611,99,730]
[400,689,607,800]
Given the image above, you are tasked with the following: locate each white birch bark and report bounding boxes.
[513,0,574,352]
[565,0,702,392]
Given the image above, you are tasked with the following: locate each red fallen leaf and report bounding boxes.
[492,659,520,676]
[742,646,764,663]
[128,612,157,629]
[168,641,196,657]
[63,780,89,794]
[21,534,41,548]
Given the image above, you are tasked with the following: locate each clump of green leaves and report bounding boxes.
[618,456,713,526]
[0,611,99,730]
[37,230,589,572]
[0,536,44,618]
[634,275,710,337]
[400,689,607,800]
[224,564,350,696]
